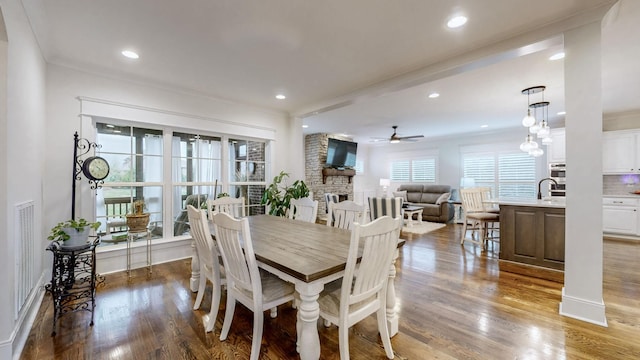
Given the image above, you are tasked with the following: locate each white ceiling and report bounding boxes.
[21,0,639,143]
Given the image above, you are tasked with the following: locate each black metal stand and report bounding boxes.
[45,237,104,336]
[72,131,103,220]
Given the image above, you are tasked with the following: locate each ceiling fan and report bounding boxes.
[388,125,424,143]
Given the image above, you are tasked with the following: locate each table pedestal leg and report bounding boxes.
[190,240,200,292]
[295,282,323,360]
[386,248,400,337]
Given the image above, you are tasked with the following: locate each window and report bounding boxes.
[390,157,437,183]
[172,132,221,236]
[94,121,269,246]
[229,139,266,216]
[462,149,536,199]
[96,124,164,238]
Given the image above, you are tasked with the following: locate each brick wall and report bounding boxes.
[305,133,354,214]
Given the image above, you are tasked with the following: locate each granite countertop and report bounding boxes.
[494,198,566,209]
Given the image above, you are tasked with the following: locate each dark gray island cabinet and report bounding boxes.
[498,199,566,277]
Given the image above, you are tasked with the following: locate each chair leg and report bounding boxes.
[338,324,350,360]
[220,295,236,341]
[204,280,222,333]
[192,273,206,310]
[377,307,394,359]
[250,309,264,360]
[460,219,468,244]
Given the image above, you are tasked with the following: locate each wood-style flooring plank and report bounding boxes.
[20,223,640,359]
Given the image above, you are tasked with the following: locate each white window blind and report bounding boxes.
[412,159,436,182]
[462,150,536,199]
[498,153,536,198]
[390,160,410,181]
[390,157,437,183]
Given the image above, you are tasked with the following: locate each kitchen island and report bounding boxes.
[498,199,565,281]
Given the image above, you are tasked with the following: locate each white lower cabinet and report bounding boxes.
[603,197,639,235]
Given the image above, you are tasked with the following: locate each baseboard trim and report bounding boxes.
[559,287,608,327]
[4,273,47,360]
[498,260,564,283]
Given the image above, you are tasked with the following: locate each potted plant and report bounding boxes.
[261,171,310,217]
[48,218,101,247]
[126,199,150,232]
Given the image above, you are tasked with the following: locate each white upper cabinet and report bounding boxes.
[546,128,565,163]
[602,130,640,174]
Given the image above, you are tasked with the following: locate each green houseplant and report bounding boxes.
[48,218,101,247]
[261,171,310,217]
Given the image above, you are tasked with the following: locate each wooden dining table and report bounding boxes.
[192,214,403,360]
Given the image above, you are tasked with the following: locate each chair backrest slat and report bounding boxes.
[327,200,365,230]
[212,212,260,295]
[460,188,489,213]
[341,216,401,308]
[186,205,216,267]
[288,197,319,223]
[207,197,246,220]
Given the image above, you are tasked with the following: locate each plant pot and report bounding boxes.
[126,213,150,232]
[61,227,91,248]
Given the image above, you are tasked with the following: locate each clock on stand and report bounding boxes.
[72,131,110,220]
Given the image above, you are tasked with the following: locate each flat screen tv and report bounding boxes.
[325,138,357,169]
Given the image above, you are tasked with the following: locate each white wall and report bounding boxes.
[44,64,298,273]
[0,0,47,358]
[359,127,549,194]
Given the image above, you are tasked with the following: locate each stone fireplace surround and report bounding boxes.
[305,133,354,215]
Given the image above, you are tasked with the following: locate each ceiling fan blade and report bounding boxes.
[398,135,424,140]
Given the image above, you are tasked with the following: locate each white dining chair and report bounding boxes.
[206,196,245,220]
[212,212,295,360]
[318,215,401,360]
[288,197,319,223]
[327,200,365,230]
[186,205,226,333]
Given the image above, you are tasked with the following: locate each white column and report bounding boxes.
[560,21,607,326]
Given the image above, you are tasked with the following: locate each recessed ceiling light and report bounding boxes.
[480,124,489,128]
[428,92,440,99]
[549,52,565,61]
[447,15,468,29]
[302,124,309,128]
[275,94,286,100]
[557,111,566,115]
[106,124,115,128]
[121,50,139,59]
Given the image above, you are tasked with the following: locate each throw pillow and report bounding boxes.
[392,190,408,201]
[435,192,450,205]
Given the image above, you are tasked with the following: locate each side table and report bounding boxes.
[45,237,102,336]
[403,206,424,227]
[127,230,152,279]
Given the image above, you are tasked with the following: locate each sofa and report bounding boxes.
[394,184,453,223]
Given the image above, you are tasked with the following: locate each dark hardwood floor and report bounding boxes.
[21,224,640,359]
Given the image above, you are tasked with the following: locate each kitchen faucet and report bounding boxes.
[537,177,559,200]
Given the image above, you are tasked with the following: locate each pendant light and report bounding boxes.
[520,134,539,152]
[519,85,552,156]
[521,86,544,127]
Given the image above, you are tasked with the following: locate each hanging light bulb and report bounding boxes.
[537,119,550,138]
[529,122,541,134]
[520,134,538,152]
[521,86,544,128]
[542,136,553,146]
[529,147,544,157]
[522,109,536,127]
